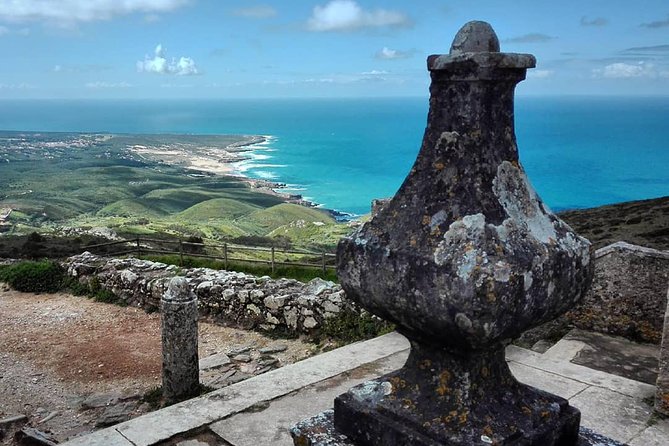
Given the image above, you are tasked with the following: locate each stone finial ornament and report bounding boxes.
[292,21,599,446]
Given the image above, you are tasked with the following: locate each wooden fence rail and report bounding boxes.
[83,237,337,274]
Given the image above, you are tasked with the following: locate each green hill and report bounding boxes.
[176,198,260,221]
[238,203,335,234]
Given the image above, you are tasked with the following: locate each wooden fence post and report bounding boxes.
[136,238,141,257]
[224,243,228,270]
[322,252,326,275]
[179,240,184,267]
[271,246,276,274]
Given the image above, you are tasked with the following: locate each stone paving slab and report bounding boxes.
[61,332,409,446]
[570,386,653,444]
[209,352,409,446]
[63,332,669,446]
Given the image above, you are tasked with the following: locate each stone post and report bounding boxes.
[292,21,603,446]
[162,277,199,402]
[655,286,669,415]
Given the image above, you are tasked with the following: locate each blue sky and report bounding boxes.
[0,0,668,99]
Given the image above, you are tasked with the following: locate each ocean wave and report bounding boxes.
[254,171,279,180]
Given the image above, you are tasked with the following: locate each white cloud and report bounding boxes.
[361,70,388,75]
[375,46,413,60]
[85,81,132,89]
[137,44,200,76]
[0,0,189,24]
[233,5,277,19]
[307,0,410,32]
[527,69,554,79]
[593,62,659,79]
[0,82,36,90]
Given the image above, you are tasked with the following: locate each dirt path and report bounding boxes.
[0,286,316,444]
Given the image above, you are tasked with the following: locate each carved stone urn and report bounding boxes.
[329,21,594,445]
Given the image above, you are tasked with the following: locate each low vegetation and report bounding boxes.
[0,260,65,293]
[141,384,215,409]
[316,308,396,347]
[0,260,126,307]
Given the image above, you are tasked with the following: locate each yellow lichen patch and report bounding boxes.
[511,160,520,169]
[482,425,494,437]
[431,227,442,237]
[422,215,431,225]
[402,399,416,410]
[486,290,497,303]
[458,411,469,425]
[443,410,459,424]
[410,237,417,247]
[390,376,407,390]
[540,411,551,419]
[434,161,445,171]
[521,406,532,416]
[436,370,452,396]
[418,359,432,370]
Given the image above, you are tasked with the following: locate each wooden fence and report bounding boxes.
[83,237,337,274]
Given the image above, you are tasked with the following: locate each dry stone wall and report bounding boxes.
[64,252,352,333]
[566,242,669,343]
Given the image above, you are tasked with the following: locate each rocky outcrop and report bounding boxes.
[64,252,352,333]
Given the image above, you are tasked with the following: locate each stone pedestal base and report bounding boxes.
[319,344,582,446]
[292,411,626,446]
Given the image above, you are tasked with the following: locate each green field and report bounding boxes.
[0,132,352,251]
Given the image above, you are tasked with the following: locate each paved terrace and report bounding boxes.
[62,332,668,446]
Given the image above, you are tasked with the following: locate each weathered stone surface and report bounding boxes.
[567,242,669,343]
[337,28,590,352]
[95,402,137,427]
[198,352,231,371]
[655,286,669,415]
[14,427,58,446]
[63,252,351,333]
[258,344,288,354]
[80,392,122,409]
[162,277,200,402]
[302,21,593,446]
[291,411,626,446]
[449,20,500,55]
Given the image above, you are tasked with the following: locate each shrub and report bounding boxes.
[93,288,123,305]
[63,276,91,296]
[0,260,64,293]
[317,308,395,346]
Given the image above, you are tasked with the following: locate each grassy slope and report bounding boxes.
[0,134,350,249]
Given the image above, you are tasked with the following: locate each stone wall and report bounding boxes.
[64,252,352,334]
[656,286,669,415]
[566,242,669,343]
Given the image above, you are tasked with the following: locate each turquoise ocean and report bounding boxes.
[0,97,667,216]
